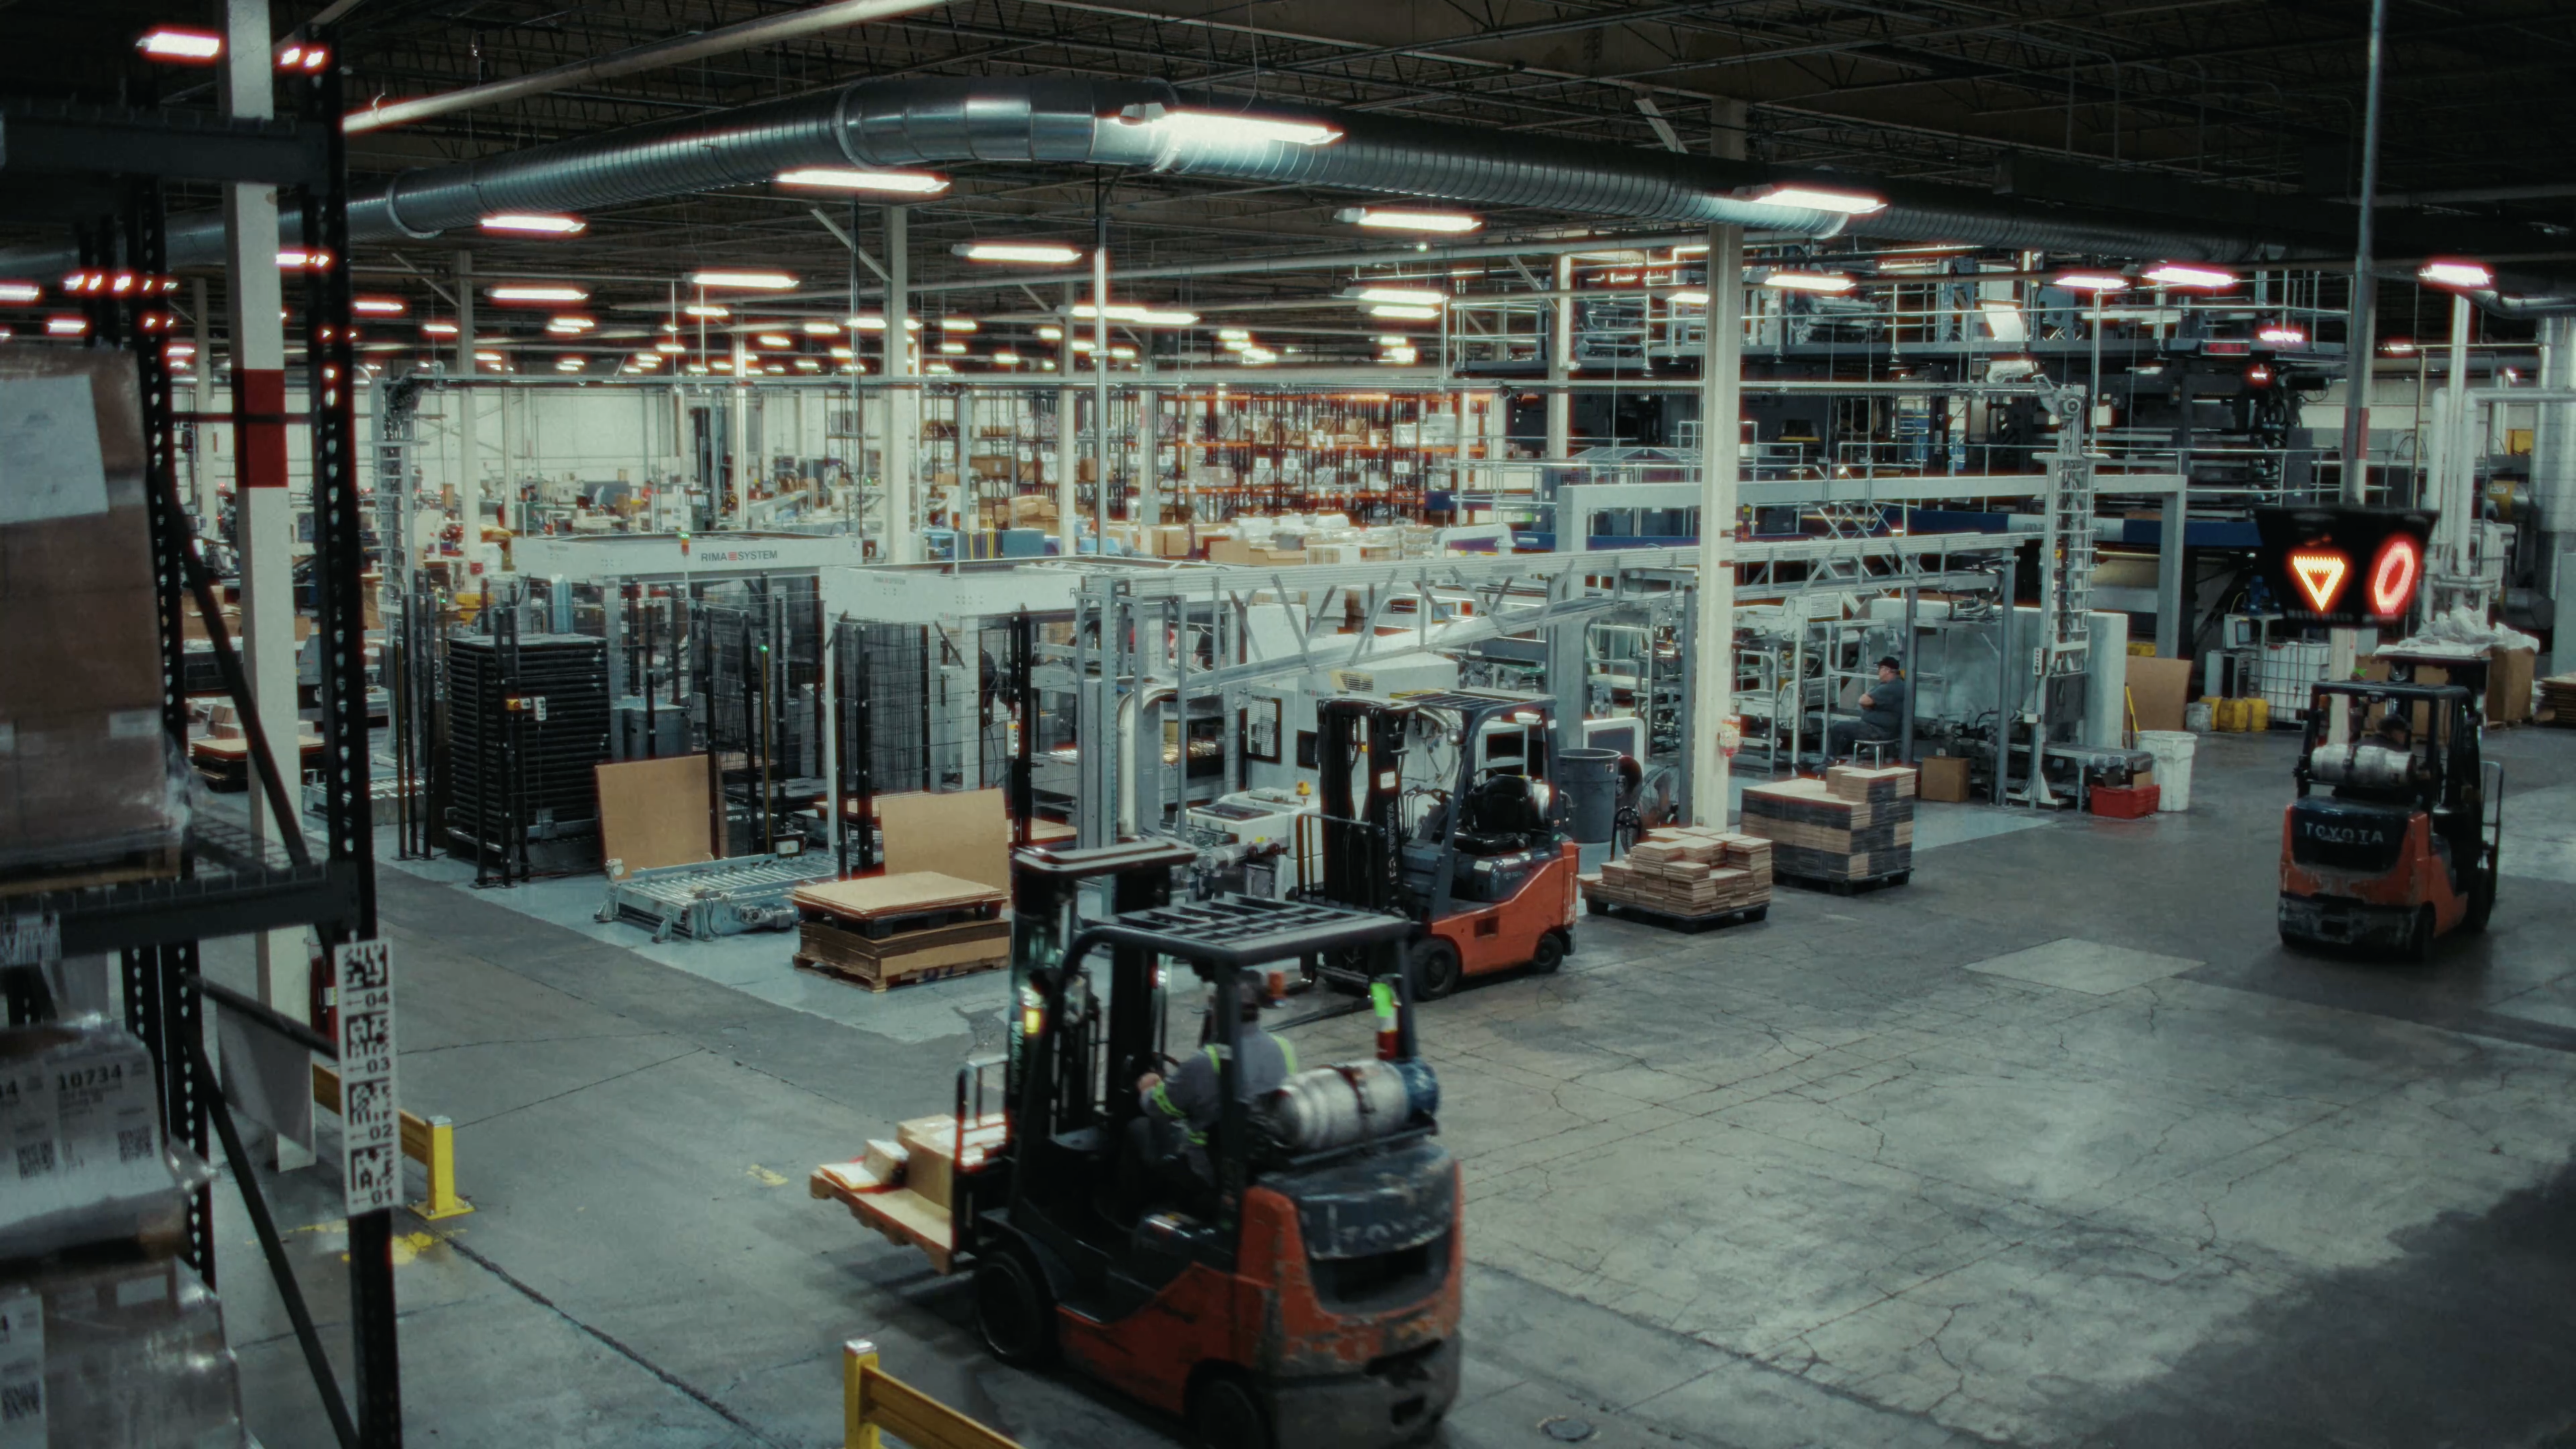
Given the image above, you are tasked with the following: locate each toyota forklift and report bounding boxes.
[2279,681,2503,959]
[815,841,1462,1448]
[1302,692,1581,999]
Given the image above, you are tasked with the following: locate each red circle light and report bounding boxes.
[2369,533,2421,617]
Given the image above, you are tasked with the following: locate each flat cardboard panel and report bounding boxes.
[594,754,713,880]
[2125,655,2194,734]
[879,787,1012,892]
[794,871,1002,921]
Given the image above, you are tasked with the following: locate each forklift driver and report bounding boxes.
[1121,979,1298,1212]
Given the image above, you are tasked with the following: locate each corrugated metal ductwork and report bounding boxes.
[39,75,2275,275]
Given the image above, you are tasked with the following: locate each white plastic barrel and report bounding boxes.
[2138,730,2197,812]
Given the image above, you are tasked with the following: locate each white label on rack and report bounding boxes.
[0,1285,42,1449]
[0,917,57,972]
[334,939,403,1217]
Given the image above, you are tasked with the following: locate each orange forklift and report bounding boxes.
[1303,693,1581,999]
[2279,681,2502,959]
[816,841,1462,1447]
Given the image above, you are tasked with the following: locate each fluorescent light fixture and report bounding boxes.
[1763,271,1856,294]
[689,270,797,290]
[993,351,1021,365]
[1375,334,1410,346]
[794,358,822,371]
[686,364,707,374]
[684,304,730,319]
[927,361,954,374]
[1350,286,1443,306]
[953,242,1084,265]
[0,282,42,303]
[489,285,588,303]
[774,167,950,195]
[2419,259,2493,289]
[1743,185,1886,215]
[1037,326,1064,341]
[546,315,596,333]
[940,341,968,355]
[829,346,853,359]
[1221,338,1250,351]
[480,213,585,236]
[1115,105,1341,148]
[1109,345,1136,359]
[756,332,793,348]
[275,42,329,71]
[2143,262,2236,289]
[1071,338,1095,352]
[276,249,331,269]
[1239,347,1277,364]
[137,28,223,60]
[1369,304,1441,320]
[555,357,585,370]
[2053,273,2130,294]
[802,320,839,335]
[1069,303,1199,327]
[473,350,503,362]
[1337,208,1481,233]
[353,296,407,315]
[2258,324,2306,345]
[421,321,460,337]
[1666,289,1710,306]
[165,343,195,358]
[1381,348,1418,364]
[941,317,979,332]
[655,340,685,353]
[1218,328,1251,342]
[2383,339,2417,356]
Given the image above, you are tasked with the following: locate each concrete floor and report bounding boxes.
[201,726,2576,1449]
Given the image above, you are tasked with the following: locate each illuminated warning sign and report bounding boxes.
[2289,550,2348,613]
[2256,507,2435,626]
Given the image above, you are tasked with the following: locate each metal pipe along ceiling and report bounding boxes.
[76,76,2273,275]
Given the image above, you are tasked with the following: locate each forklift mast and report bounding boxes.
[1316,698,1410,915]
[1004,841,1196,1110]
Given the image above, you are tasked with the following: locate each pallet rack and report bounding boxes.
[0,59,401,1449]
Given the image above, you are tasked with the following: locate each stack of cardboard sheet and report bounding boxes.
[791,871,1008,991]
[2540,674,2576,728]
[1742,767,1916,883]
[809,1109,1008,1273]
[1585,826,1774,918]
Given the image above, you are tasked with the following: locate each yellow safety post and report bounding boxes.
[313,1064,474,1220]
[841,1339,1020,1449]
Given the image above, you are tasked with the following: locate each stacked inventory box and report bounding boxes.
[792,872,1009,991]
[1742,766,1916,885]
[446,632,611,853]
[1585,827,1774,923]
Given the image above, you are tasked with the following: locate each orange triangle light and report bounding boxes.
[2289,549,2348,613]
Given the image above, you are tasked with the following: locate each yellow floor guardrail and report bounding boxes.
[312,1063,473,1220]
[843,1339,1020,1449]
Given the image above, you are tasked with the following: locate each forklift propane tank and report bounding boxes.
[2311,743,2412,791]
[1264,1059,1440,1154]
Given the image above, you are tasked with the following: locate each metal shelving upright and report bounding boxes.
[1,51,401,1449]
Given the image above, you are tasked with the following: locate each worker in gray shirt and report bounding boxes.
[1827,656,1909,761]
[1120,976,1298,1209]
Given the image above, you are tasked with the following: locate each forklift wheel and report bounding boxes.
[1187,1370,1274,1449]
[1529,931,1567,975]
[973,1245,1057,1369]
[1409,938,1463,1001]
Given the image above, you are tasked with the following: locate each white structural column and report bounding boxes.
[1691,222,1746,827]
[1546,253,1574,461]
[1055,282,1079,555]
[2437,291,2476,604]
[730,337,750,526]
[190,278,216,522]
[499,380,520,534]
[884,206,921,564]
[1091,240,1112,542]
[454,252,484,576]
[222,0,310,1168]
[1134,385,1160,528]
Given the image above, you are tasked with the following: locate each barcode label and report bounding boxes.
[116,1126,153,1163]
[14,1142,53,1179]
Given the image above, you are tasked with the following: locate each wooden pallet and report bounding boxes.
[1777,868,1912,896]
[792,871,1006,938]
[1584,896,1769,933]
[796,950,1007,993]
[0,847,180,900]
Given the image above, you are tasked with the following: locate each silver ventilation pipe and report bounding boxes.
[19,77,2270,277]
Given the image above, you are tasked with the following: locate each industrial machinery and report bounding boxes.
[817,842,1461,1448]
[1306,692,1580,998]
[2279,682,2502,959]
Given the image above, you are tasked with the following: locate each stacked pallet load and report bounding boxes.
[2540,674,2576,728]
[810,1108,1009,1273]
[1582,826,1773,928]
[791,871,1008,991]
[1742,765,1916,889]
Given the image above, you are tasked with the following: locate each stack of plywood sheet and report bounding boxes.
[1742,766,1916,886]
[791,871,1008,991]
[2540,674,2576,728]
[1582,826,1774,925]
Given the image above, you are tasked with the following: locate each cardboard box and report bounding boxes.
[1918,755,1971,803]
[2124,654,2194,734]
[2489,646,2535,725]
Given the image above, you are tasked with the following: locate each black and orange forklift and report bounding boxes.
[1304,692,1581,999]
[817,840,1462,1448]
[2279,681,2503,959]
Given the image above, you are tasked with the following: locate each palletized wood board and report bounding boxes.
[594,754,713,880]
[793,870,1004,922]
[798,917,1008,975]
[878,787,1012,893]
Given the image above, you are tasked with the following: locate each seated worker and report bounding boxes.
[1120,978,1298,1212]
[1825,656,1909,762]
